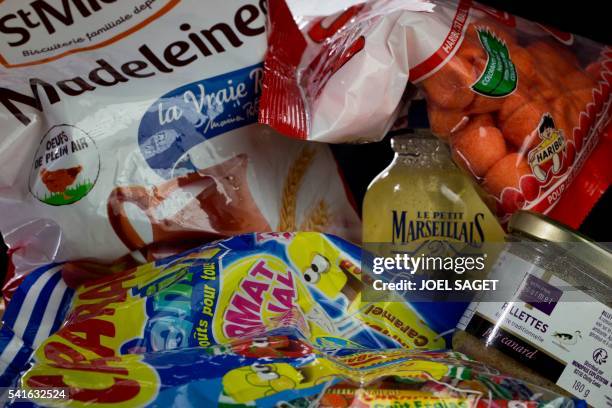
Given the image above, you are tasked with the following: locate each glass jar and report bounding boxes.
[454,211,611,406]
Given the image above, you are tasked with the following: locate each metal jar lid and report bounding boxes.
[508,211,612,279]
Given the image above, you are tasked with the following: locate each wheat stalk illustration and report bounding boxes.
[300,200,331,232]
[279,147,317,231]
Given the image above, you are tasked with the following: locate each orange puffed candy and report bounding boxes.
[567,88,594,109]
[428,106,467,139]
[585,61,603,81]
[563,70,595,92]
[458,113,495,134]
[527,41,578,76]
[498,87,531,123]
[422,56,476,110]
[456,37,486,64]
[470,94,505,115]
[484,153,531,197]
[533,70,564,101]
[452,126,507,177]
[509,45,536,84]
[501,100,547,149]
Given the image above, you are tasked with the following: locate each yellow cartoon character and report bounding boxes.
[287,233,447,350]
[222,359,337,403]
[287,233,363,310]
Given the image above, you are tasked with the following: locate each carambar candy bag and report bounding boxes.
[0,234,581,407]
[0,233,470,400]
[0,0,360,289]
[260,0,612,225]
[3,337,584,407]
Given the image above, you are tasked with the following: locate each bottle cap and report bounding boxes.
[391,131,440,155]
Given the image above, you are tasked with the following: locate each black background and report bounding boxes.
[477,0,610,45]
[0,0,610,288]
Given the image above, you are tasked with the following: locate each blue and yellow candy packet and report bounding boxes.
[3,331,583,407]
[0,232,580,406]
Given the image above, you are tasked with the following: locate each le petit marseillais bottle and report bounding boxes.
[363,131,505,248]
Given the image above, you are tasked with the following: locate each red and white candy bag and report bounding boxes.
[260,0,612,224]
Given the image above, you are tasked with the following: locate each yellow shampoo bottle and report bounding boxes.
[358,132,504,350]
[363,132,505,247]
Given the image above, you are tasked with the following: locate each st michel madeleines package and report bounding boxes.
[0,0,361,287]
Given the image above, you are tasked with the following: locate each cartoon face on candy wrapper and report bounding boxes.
[221,360,337,403]
[302,253,347,298]
[222,362,299,402]
[287,233,363,305]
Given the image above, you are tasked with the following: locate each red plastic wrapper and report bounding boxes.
[260,0,612,224]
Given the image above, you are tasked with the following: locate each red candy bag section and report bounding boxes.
[261,0,612,225]
[261,0,434,142]
[417,4,612,224]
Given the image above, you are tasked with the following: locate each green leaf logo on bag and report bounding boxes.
[472,28,517,97]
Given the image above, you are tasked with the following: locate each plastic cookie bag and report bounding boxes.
[0,0,360,296]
